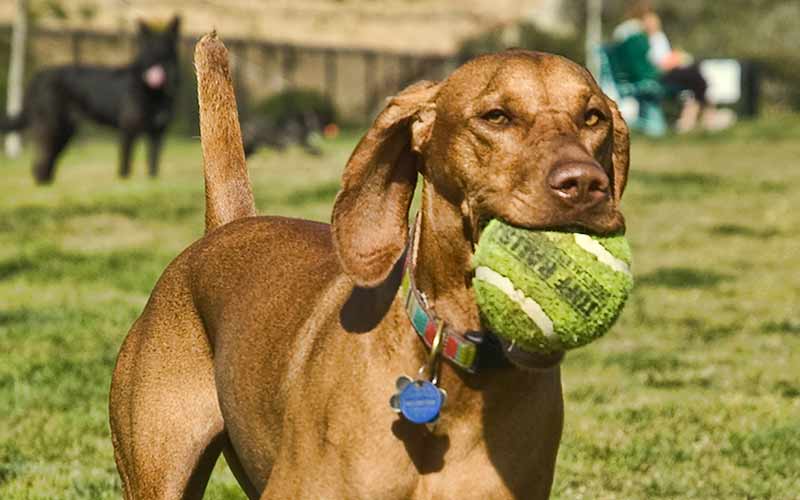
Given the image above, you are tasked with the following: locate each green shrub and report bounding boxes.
[457,22,583,64]
[169,51,200,137]
[250,88,337,127]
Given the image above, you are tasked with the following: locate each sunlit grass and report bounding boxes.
[1,115,799,498]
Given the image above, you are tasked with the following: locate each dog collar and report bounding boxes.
[401,213,480,373]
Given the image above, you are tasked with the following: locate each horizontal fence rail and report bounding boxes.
[0,24,454,124]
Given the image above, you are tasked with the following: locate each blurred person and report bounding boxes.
[615,1,734,133]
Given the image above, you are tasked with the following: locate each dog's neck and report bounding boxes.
[408,180,562,411]
[414,180,482,335]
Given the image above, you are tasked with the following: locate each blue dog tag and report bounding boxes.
[396,380,443,424]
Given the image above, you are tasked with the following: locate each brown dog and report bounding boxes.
[109,33,629,499]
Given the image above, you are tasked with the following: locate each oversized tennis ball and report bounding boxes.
[472,220,633,353]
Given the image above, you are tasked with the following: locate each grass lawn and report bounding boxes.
[1,116,799,499]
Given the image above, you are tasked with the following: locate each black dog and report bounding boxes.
[241,89,337,157]
[0,17,180,184]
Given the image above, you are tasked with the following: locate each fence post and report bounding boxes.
[324,48,337,101]
[281,44,295,88]
[363,51,377,119]
[5,0,28,158]
[71,30,83,64]
[393,54,403,93]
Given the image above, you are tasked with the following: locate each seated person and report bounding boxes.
[614,0,734,133]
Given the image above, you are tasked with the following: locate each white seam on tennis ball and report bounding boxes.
[474,266,556,338]
[573,234,631,276]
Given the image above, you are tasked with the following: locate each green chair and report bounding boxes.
[597,33,667,137]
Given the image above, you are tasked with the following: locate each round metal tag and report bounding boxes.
[397,380,443,424]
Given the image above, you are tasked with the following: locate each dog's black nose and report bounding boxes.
[547,163,610,207]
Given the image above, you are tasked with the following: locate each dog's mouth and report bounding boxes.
[470,215,624,370]
[475,215,492,242]
[474,215,624,248]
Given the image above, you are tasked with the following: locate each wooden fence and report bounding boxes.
[0,24,455,125]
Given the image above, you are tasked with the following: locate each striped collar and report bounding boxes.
[400,213,481,373]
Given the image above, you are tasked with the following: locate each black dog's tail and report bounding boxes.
[0,111,26,132]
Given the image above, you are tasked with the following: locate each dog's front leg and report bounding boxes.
[147,130,164,177]
[119,132,136,178]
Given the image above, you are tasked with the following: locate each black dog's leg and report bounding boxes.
[300,113,323,156]
[119,132,136,178]
[300,132,323,156]
[32,122,75,184]
[147,131,164,177]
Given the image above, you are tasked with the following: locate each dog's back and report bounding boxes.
[22,66,131,128]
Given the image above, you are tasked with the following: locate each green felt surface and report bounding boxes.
[472,221,633,352]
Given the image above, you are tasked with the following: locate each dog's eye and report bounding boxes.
[482,109,511,126]
[584,109,605,127]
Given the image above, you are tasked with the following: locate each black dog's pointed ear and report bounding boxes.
[332,81,441,287]
[137,19,151,36]
[167,16,181,36]
[605,96,630,204]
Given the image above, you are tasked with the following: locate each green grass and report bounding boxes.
[1,115,799,498]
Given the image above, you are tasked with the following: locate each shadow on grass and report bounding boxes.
[605,350,687,373]
[723,424,800,489]
[284,180,340,206]
[678,317,738,342]
[757,181,788,193]
[773,380,800,399]
[0,308,38,327]
[637,267,732,289]
[710,224,781,238]
[0,247,168,293]
[605,349,713,389]
[761,319,800,334]
[633,171,722,189]
[0,258,34,281]
[628,171,726,202]
[0,443,21,486]
[252,180,340,210]
[0,194,199,234]
[0,305,132,331]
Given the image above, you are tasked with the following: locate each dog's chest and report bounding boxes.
[298,436,511,500]
[278,411,513,499]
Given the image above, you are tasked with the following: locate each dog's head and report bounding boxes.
[333,51,629,292]
[134,16,181,93]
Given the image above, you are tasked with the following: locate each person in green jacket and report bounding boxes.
[613,0,735,133]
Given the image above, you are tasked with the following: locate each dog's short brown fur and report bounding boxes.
[110,34,629,499]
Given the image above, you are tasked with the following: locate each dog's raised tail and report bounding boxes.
[195,32,256,234]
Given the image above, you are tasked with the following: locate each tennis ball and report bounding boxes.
[472,220,633,353]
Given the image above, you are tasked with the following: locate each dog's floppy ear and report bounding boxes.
[605,97,630,203]
[332,80,441,287]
